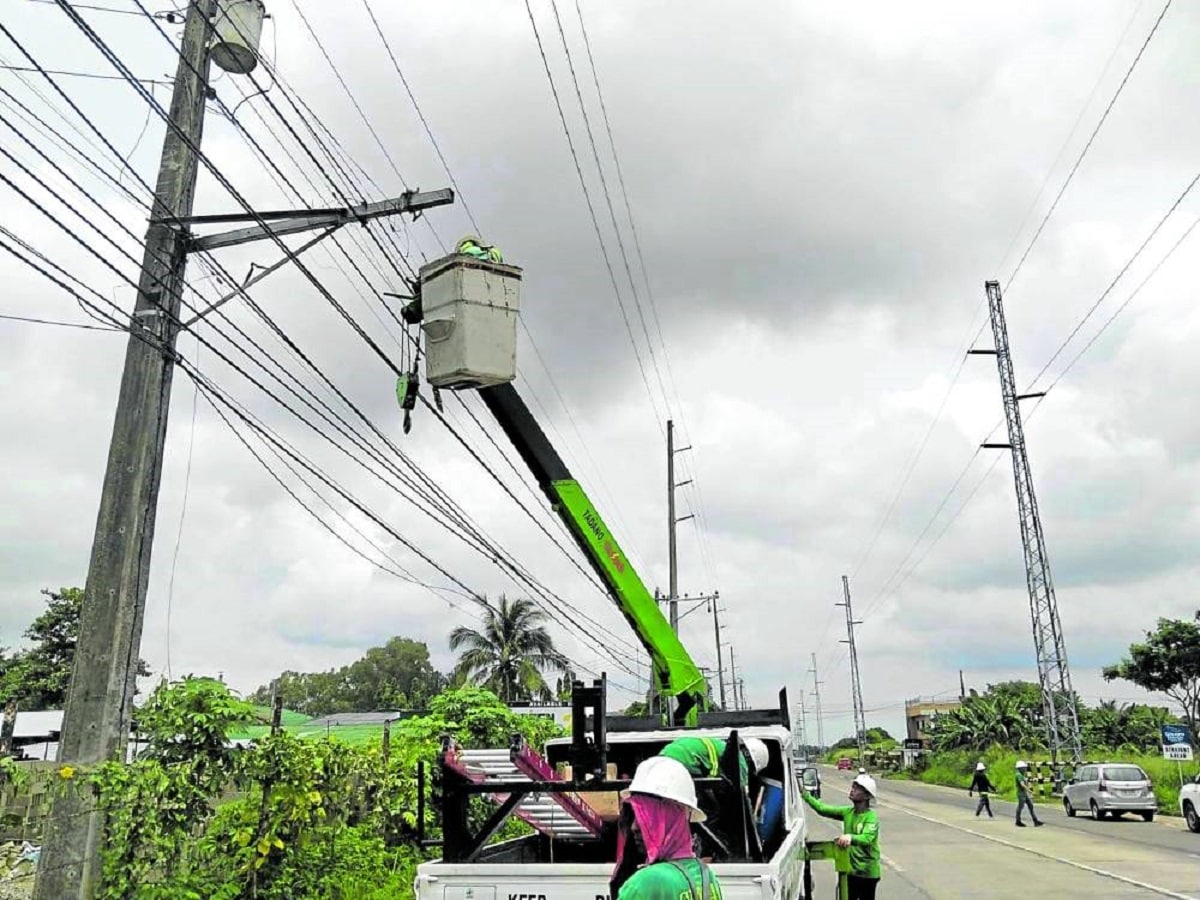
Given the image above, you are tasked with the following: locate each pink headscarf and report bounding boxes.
[613,792,694,875]
[626,793,694,862]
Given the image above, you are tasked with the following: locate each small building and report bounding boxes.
[6,710,147,762]
[8,710,64,761]
[905,696,962,745]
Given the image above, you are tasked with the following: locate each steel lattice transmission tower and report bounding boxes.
[971,280,1083,764]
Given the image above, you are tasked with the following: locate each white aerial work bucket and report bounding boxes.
[210,0,266,75]
[418,254,522,389]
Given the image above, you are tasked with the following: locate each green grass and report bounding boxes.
[248,705,312,727]
[229,721,391,746]
[904,748,1197,815]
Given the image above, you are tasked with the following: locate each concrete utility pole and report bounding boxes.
[36,2,453,894]
[666,419,694,634]
[809,652,825,752]
[0,701,15,756]
[35,4,217,895]
[795,692,808,761]
[727,645,740,710]
[710,598,726,709]
[839,575,868,762]
[969,280,1082,765]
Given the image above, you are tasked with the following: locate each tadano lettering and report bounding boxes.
[582,509,606,541]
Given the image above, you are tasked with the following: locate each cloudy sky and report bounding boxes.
[3,0,1199,742]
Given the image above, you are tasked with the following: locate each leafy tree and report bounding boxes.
[829,726,895,752]
[0,587,149,708]
[449,596,570,703]
[1080,700,1176,751]
[1104,612,1200,747]
[622,700,650,717]
[249,636,446,717]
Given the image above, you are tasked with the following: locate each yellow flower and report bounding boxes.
[59,766,76,781]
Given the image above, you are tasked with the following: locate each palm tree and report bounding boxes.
[449,596,570,702]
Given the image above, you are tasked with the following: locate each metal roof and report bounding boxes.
[11,709,64,740]
[301,710,405,728]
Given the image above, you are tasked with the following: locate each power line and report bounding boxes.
[0,311,120,331]
[570,0,723,589]
[1026,166,1200,391]
[32,1,645,678]
[22,0,162,15]
[994,0,1150,280]
[0,63,171,84]
[1005,0,1174,292]
[523,0,664,433]
[546,0,670,419]
[357,0,480,236]
[1046,211,1200,392]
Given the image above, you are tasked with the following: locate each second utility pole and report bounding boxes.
[839,575,868,763]
[809,652,825,752]
[666,419,693,633]
[711,598,727,708]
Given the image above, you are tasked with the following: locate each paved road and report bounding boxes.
[804,767,1200,899]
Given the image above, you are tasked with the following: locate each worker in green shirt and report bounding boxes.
[611,756,722,900]
[659,735,768,786]
[1014,760,1044,827]
[802,771,880,900]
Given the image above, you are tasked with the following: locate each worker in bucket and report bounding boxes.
[969,761,996,818]
[1014,760,1044,827]
[801,771,880,900]
[610,756,723,900]
[455,234,503,263]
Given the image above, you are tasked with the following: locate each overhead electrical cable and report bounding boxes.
[1005,0,1174,292]
[523,0,664,432]
[31,1,645,674]
[356,0,481,236]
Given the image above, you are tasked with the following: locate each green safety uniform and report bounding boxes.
[1016,769,1032,798]
[617,857,722,900]
[802,794,881,880]
[659,738,748,784]
[456,235,504,262]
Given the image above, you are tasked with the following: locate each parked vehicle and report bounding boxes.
[1180,774,1200,833]
[836,757,853,771]
[800,765,821,798]
[1063,763,1156,821]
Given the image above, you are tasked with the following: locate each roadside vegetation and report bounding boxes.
[818,607,1200,818]
[1,586,577,899]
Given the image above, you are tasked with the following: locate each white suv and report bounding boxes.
[1180,775,1200,833]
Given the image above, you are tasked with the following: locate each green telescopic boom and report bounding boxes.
[479,383,708,724]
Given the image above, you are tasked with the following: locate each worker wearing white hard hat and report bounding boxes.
[801,770,881,899]
[969,762,996,818]
[610,757,722,900]
[1014,760,1043,828]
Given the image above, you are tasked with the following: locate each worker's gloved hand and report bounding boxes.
[834,835,852,849]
